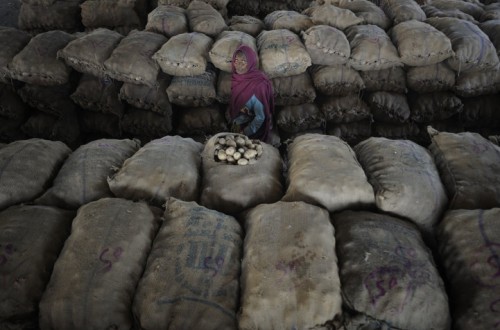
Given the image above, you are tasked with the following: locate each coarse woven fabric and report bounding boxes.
[276,103,324,133]
[209,31,257,72]
[409,92,463,123]
[326,0,390,30]
[121,107,173,138]
[327,120,372,146]
[310,64,364,96]
[17,82,78,118]
[58,28,123,78]
[379,0,426,24]
[354,138,448,238]
[301,25,350,66]
[257,29,312,78]
[176,105,228,135]
[480,3,500,21]
[8,30,75,86]
[390,20,453,66]
[239,201,342,330]
[453,69,500,97]
[108,136,202,206]
[406,62,455,92]
[200,133,283,215]
[359,66,406,93]
[303,3,363,30]
[0,139,71,211]
[133,198,242,330]
[228,15,264,37]
[333,211,450,330]
[166,65,217,107]
[283,134,374,211]
[187,1,227,38]
[374,122,420,140]
[153,32,213,77]
[104,30,167,87]
[216,71,231,104]
[426,17,499,73]
[422,5,478,23]
[119,74,172,116]
[437,208,500,330]
[320,94,371,124]
[479,20,500,57]
[18,0,82,32]
[0,86,28,120]
[0,205,74,326]
[345,25,402,71]
[272,72,316,106]
[71,74,124,117]
[0,28,31,84]
[145,5,188,38]
[264,10,313,34]
[367,91,410,124]
[21,113,58,141]
[35,139,140,209]
[81,0,148,28]
[38,198,160,330]
[427,127,500,209]
[429,0,484,20]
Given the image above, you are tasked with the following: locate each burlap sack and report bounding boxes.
[427,127,500,209]
[145,5,188,37]
[153,32,213,76]
[176,105,228,135]
[345,25,402,71]
[272,72,316,106]
[303,3,363,30]
[0,86,28,120]
[0,139,71,211]
[0,28,30,83]
[18,82,78,117]
[406,62,456,92]
[301,25,350,66]
[18,0,82,32]
[239,201,342,329]
[321,95,371,124]
[360,66,406,93]
[326,0,390,30]
[333,211,450,330]
[461,95,500,128]
[283,134,374,211]
[58,28,123,78]
[257,29,312,78]
[310,64,364,95]
[480,3,500,21]
[108,136,202,205]
[71,74,124,117]
[200,133,283,214]
[327,120,372,145]
[422,5,478,23]
[216,71,231,104]
[374,122,420,140]
[228,15,264,37]
[21,113,58,141]
[35,139,140,209]
[354,138,448,237]
[276,103,324,133]
[209,31,257,72]
[119,74,172,116]
[80,111,122,138]
[158,0,189,7]
[427,17,499,73]
[437,208,500,330]
[121,107,173,138]
[263,10,313,34]
[380,0,426,24]
[367,92,410,124]
[410,92,463,123]
[390,20,453,66]
[429,0,485,20]
[480,20,500,56]
[104,30,167,87]
[39,198,160,329]
[489,135,500,145]
[21,0,56,5]
[133,198,241,329]
[454,69,500,97]
[166,65,217,107]
[0,205,74,328]
[8,31,75,86]
[187,1,227,38]
[81,0,148,28]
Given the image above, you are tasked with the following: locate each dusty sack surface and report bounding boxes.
[239,201,342,329]
[0,28,30,83]
[406,62,456,93]
[301,25,350,66]
[359,66,406,93]
[272,72,316,106]
[310,64,364,96]
[209,31,257,72]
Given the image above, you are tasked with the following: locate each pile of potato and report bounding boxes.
[214,134,263,165]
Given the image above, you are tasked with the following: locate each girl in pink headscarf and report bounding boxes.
[229,45,274,143]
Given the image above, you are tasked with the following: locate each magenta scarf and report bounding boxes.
[230,45,274,142]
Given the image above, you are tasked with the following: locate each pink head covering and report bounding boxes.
[230,45,274,142]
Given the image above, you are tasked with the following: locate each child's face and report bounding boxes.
[234,52,248,74]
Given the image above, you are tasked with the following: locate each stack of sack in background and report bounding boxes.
[17,0,84,33]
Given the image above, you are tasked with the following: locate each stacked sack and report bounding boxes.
[18,0,84,33]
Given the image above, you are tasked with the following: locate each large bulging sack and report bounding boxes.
[276,103,324,133]
[264,10,313,34]
[328,0,390,30]
[333,211,450,330]
[310,64,364,96]
[272,72,316,106]
[359,66,406,93]
[239,201,342,329]
[119,74,172,115]
[187,0,227,37]
[379,0,426,24]
[133,198,242,330]
[409,92,463,123]
[354,138,448,238]
[108,136,203,206]
[209,31,257,72]
[320,94,371,124]
[453,69,500,97]
[166,65,217,107]
[437,208,500,330]
[145,5,188,37]
[406,62,455,93]
[39,198,160,329]
[303,3,364,30]
[200,133,283,214]
[301,25,350,66]
[121,107,173,138]
[283,133,375,211]
[228,15,264,37]
[0,139,71,211]
[0,28,31,83]
[0,205,74,329]
[176,105,228,136]
[367,91,410,124]
[36,139,141,209]
[18,0,82,32]
[427,127,500,209]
